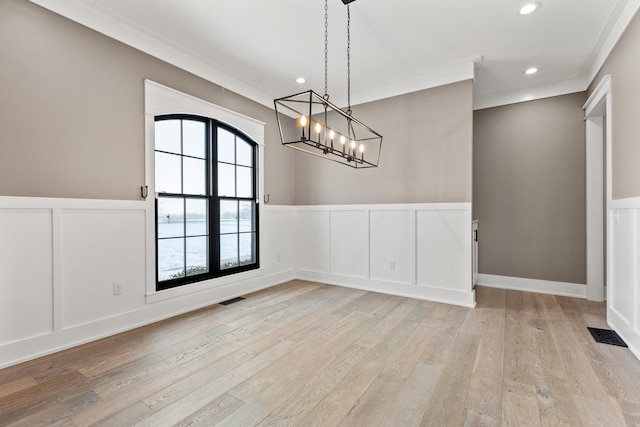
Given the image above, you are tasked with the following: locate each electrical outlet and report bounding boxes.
[277,254,281,262]
[113,283,122,296]
[389,261,396,270]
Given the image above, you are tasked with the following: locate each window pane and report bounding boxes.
[157,197,184,238]
[239,233,255,264]
[155,120,181,154]
[186,198,208,236]
[220,234,238,269]
[218,163,236,197]
[236,166,253,198]
[155,152,181,194]
[237,138,253,167]
[220,199,238,234]
[158,238,185,281]
[218,128,235,163]
[239,201,254,232]
[186,236,208,275]
[183,157,206,195]
[183,120,206,158]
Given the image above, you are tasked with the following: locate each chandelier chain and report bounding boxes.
[346,5,351,115]
[324,0,329,98]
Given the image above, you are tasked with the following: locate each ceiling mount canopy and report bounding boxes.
[274,0,383,169]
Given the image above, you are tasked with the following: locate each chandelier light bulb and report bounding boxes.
[300,115,307,126]
[329,129,335,140]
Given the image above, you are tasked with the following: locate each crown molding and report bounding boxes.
[586,0,640,86]
[27,0,277,110]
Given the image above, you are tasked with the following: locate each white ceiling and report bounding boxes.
[29,0,640,110]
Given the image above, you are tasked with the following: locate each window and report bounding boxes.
[155,115,258,291]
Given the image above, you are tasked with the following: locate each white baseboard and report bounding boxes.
[297,270,476,308]
[477,274,587,299]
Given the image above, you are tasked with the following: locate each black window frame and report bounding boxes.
[154,114,259,291]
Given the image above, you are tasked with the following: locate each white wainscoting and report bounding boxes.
[609,197,640,360]
[0,198,473,369]
[0,197,295,369]
[295,203,476,308]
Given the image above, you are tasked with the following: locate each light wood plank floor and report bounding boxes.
[2,280,640,426]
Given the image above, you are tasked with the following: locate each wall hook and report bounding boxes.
[141,185,148,199]
[263,193,270,204]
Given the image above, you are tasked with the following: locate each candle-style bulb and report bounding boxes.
[340,135,346,154]
[359,144,364,161]
[299,116,307,140]
[329,129,335,140]
[315,123,322,134]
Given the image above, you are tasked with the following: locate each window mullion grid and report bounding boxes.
[211,120,221,273]
[180,120,187,277]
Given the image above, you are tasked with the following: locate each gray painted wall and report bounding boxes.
[0,0,296,204]
[473,92,587,284]
[294,80,473,205]
[591,9,640,200]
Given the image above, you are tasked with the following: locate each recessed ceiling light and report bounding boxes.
[296,77,306,84]
[524,67,538,75]
[519,2,541,15]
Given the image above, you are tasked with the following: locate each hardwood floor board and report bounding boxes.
[73,287,353,424]
[90,285,343,399]
[173,393,245,427]
[138,295,382,426]
[462,409,500,427]
[331,290,394,317]
[379,363,441,427]
[546,320,610,401]
[419,300,451,328]
[128,339,300,427]
[418,305,468,368]
[536,294,568,321]
[505,289,525,318]
[254,343,371,427]
[573,395,627,427]
[464,313,505,423]
[521,291,545,319]
[142,288,355,412]
[89,401,155,427]
[295,299,428,427]
[501,380,542,427]
[5,282,305,386]
[419,332,480,427]
[503,316,535,387]
[336,321,434,426]
[476,286,507,312]
[0,377,37,400]
[528,318,582,426]
[79,281,326,379]
[0,370,91,426]
[5,390,100,427]
[251,299,420,426]
[3,281,640,427]
[88,302,292,398]
[220,299,416,425]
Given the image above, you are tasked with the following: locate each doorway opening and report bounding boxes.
[583,75,612,302]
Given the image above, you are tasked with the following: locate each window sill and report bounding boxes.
[145,267,266,304]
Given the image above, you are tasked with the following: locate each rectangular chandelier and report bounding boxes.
[274,90,383,168]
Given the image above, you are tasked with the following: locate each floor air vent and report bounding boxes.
[220,296,245,306]
[587,327,628,347]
